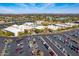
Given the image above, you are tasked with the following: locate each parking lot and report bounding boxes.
[0,28,79,56]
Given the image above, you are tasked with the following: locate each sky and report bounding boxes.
[0,3,79,14]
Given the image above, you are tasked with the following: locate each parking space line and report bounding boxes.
[39,36,57,56]
[46,36,67,56]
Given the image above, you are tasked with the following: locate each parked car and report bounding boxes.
[49,51,55,56]
[44,44,49,49]
[18,50,24,54]
[16,39,23,44]
[71,45,79,53]
[17,42,24,46]
[71,40,78,44]
[15,48,23,53]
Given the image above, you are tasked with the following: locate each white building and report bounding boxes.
[4,25,34,36]
[36,21,44,24]
[4,24,21,36]
[3,22,78,37]
[55,24,69,27]
[54,23,78,28]
[35,26,46,30]
[65,23,78,27]
[19,25,27,32]
[23,22,34,26]
[48,25,61,30]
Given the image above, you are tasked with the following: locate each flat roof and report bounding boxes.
[4,26,21,33]
[35,26,45,29]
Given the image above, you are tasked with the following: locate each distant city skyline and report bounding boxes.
[0,3,79,14]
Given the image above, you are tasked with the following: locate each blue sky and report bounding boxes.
[0,3,79,14]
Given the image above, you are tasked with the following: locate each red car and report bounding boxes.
[15,48,23,53]
[49,51,55,56]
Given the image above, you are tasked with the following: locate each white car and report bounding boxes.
[17,42,24,48]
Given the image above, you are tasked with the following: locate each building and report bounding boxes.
[3,22,35,36]
[65,23,78,27]
[23,22,34,26]
[47,25,61,30]
[4,24,21,36]
[35,26,46,30]
[36,21,44,25]
[3,22,78,37]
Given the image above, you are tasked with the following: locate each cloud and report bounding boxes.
[0,6,17,14]
[0,3,79,14]
[0,3,34,14]
[42,3,55,9]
